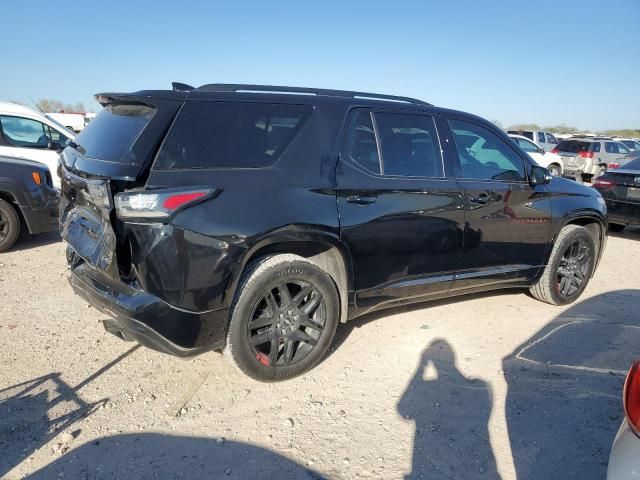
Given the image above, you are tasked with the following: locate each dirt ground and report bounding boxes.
[1,227,639,480]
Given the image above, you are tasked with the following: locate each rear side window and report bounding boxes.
[75,104,155,162]
[546,133,558,144]
[556,140,591,153]
[155,102,312,169]
[604,142,628,154]
[343,110,380,174]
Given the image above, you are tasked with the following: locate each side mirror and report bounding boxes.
[47,141,63,152]
[539,148,546,155]
[530,165,553,186]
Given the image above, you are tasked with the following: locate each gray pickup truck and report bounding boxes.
[0,155,60,252]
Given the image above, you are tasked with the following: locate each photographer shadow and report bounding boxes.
[398,339,500,479]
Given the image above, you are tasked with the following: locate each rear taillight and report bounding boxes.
[609,162,621,169]
[624,361,640,437]
[551,148,560,154]
[578,151,595,158]
[592,177,616,189]
[114,189,215,220]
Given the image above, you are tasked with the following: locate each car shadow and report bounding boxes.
[0,345,139,478]
[24,433,324,479]
[331,289,524,354]
[608,225,640,240]
[397,338,500,479]
[504,289,640,479]
[9,231,61,252]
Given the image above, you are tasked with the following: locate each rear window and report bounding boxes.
[507,130,534,141]
[625,158,640,170]
[556,140,592,153]
[154,101,312,169]
[74,104,155,162]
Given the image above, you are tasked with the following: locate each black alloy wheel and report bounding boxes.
[555,237,592,298]
[248,280,326,367]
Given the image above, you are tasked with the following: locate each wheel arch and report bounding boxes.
[0,189,27,235]
[227,232,354,323]
[549,212,606,272]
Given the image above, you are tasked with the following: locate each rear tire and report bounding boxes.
[225,254,339,382]
[0,199,20,253]
[608,223,625,232]
[530,225,596,306]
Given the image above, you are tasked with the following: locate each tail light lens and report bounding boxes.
[551,148,560,154]
[592,177,616,189]
[115,189,215,220]
[624,361,640,437]
[609,162,621,169]
[578,151,595,158]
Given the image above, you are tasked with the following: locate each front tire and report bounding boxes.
[548,164,561,176]
[226,254,339,382]
[530,225,596,306]
[0,199,20,253]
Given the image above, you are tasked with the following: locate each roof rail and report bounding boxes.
[194,83,431,106]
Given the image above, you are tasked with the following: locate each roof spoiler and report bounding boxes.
[172,82,194,92]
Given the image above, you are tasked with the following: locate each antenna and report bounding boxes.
[28,96,43,112]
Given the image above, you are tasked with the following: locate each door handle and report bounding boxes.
[468,195,491,205]
[346,195,377,205]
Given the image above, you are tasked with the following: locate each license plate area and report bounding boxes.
[627,187,640,200]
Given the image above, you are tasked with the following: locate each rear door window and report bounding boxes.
[537,132,546,143]
[154,101,312,169]
[374,112,442,177]
[75,104,155,162]
[342,110,380,174]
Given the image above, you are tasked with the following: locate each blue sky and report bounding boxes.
[1,0,638,130]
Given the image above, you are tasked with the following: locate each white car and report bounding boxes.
[506,129,560,151]
[509,134,564,176]
[0,102,75,188]
[607,360,640,479]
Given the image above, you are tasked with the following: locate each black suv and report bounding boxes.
[60,83,607,381]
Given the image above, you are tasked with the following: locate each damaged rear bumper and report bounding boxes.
[69,261,228,357]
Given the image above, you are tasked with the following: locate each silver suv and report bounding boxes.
[553,136,631,181]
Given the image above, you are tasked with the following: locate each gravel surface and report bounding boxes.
[1,228,639,479]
